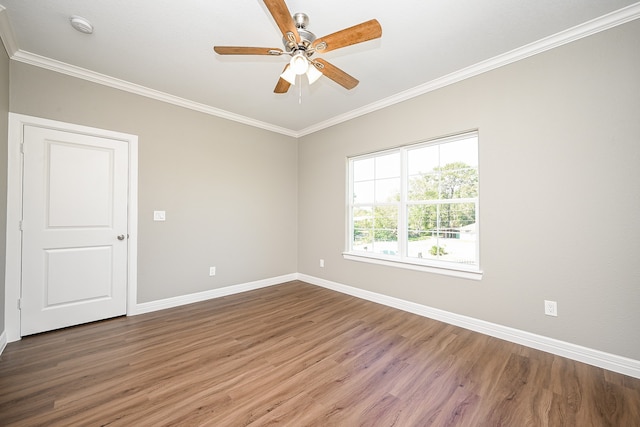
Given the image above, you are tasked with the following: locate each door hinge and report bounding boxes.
[19,220,23,231]
[20,143,24,154]
[17,298,22,310]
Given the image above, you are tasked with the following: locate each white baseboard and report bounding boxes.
[5,272,638,379]
[298,274,640,380]
[130,273,297,316]
[0,329,7,356]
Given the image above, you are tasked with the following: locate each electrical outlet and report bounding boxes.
[209,266,216,276]
[320,259,325,268]
[544,300,557,317]
[153,210,166,221]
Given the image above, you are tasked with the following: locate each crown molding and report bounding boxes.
[2,3,639,138]
[0,5,19,57]
[297,2,640,137]
[10,49,299,138]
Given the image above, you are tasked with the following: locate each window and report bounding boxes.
[346,132,480,278]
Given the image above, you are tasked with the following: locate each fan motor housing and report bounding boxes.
[283,13,316,52]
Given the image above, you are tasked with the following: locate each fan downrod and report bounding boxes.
[283,13,316,52]
[293,12,309,29]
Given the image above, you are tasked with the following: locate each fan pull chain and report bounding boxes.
[298,75,302,104]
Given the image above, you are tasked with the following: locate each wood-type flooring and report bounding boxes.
[1,281,639,426]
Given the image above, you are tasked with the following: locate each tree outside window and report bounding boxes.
[348,132,479,271]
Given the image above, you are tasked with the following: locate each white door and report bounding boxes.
[20,125,129,336]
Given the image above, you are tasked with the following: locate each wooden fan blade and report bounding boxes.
[263,0,300,45]
[274,65,292,94]
[313,19,382,53]
[214,46,283,55]
[314,58,359,90]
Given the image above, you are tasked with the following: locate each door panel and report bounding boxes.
[21,125,128,336]
[45,246,113,306]
[47,142,114,227]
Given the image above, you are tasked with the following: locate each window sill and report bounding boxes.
[342,252,483,281]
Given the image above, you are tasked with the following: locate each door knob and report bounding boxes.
[117,234,125,240]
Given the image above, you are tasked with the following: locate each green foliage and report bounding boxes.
[430,245,448,256]
[374,229,397,242]
[407,162,478,236]
[353,205,398,243]
[438,162,479,199]
[354,162,477,247]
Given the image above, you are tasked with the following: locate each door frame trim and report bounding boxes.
[4,113,138,342]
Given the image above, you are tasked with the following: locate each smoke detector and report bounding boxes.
[70,16,94,34]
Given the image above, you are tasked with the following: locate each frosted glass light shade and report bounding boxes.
[280,66,297,85]
[306,64,322,85]
[290,52,309,75]
[279,56,323,86]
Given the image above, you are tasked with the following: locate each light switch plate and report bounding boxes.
[153,210,166,221]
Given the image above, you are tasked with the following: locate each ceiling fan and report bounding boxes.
[213,0,382,93]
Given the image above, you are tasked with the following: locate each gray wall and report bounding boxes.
[0,40,8,332]
[10,62,298,303]
[298,20,640,360]
[3,16,639,363]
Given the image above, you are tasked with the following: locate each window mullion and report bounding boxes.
[399,147,408,260]
[347,159,354,252]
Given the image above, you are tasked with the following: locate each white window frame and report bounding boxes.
[344,131,482,280]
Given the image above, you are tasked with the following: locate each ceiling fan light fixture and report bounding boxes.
[280,66,298,85]
[290,51,309,75]
[306,63,322,85]
[213,3,383,94]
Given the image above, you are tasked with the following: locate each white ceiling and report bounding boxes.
[0,0,639,136]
